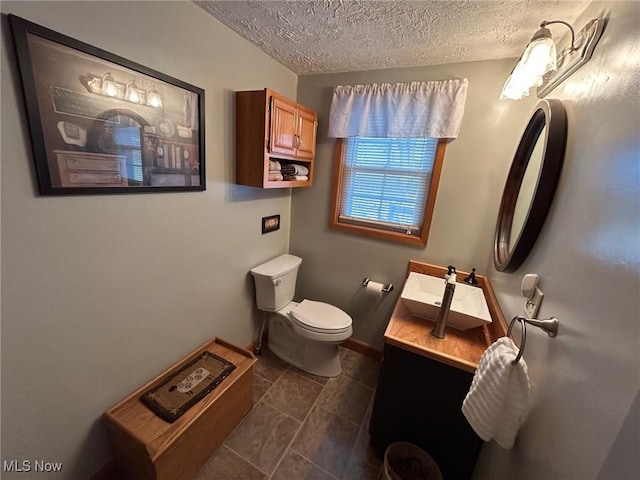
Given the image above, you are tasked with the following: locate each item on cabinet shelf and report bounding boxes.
[461,336,530,449]
[281,163,309,176]
[269,160,282,171]
[235,88,317,188]
[140,351,236,423]
[268,171,284,181]
[283,175,308,181]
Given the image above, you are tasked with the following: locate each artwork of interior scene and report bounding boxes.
[11,16,204,195]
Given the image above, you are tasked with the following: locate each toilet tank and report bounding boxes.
[250,254,302,311]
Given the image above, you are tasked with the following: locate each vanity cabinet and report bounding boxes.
[369,261,508,479]
[370,344,482,479]
[235,88,317,188]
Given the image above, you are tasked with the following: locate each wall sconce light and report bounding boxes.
[500,18,605,100]
[124,80,141,104]
[101,72,119,98]
[146,86,163,108]
[80,72,163,108]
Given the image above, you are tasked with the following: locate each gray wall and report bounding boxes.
[293,1,639,478]
[0,2,296,478]
[292,60,536,348]
[476,2,640,479]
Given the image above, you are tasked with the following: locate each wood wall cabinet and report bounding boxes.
[235,88,317,188]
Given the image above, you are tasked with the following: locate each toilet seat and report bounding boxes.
[289,300,352,334]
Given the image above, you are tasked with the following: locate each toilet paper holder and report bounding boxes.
[362,278,394,293]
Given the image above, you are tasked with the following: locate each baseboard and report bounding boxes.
[249,335,381,360]
[342,338,382,361]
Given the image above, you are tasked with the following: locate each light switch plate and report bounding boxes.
[524,286,544,318]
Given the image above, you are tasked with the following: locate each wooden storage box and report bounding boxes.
[104,337,256,480]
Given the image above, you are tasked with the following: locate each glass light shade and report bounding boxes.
[500,36,558,101]
[125,81,141,103]
[500,72,531,101]
[101,73,118,98]
[146,87,163,108]
[519,36,557,79]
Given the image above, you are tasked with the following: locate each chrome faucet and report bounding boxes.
[431,266,457,339]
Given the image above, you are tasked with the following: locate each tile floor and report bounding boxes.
[194,346,383,480]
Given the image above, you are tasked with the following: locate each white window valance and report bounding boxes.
[328,79,468,139]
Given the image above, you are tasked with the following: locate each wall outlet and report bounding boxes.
[524,286,544,318]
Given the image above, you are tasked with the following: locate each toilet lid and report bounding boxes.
[289,300,352,333]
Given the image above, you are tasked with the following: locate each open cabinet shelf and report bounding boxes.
[235,88,317,188]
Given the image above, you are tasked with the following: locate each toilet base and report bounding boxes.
[268,313,346,377]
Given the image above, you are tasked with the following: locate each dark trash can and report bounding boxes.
[382,442,443,480]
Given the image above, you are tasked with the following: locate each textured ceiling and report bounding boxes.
[194,0,590,75]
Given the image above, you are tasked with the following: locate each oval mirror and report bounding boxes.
[494,99,567,272]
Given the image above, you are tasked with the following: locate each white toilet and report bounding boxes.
[250,254,352,377]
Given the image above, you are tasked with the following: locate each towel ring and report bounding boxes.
[507,316,528,364]
[507,315,559,364]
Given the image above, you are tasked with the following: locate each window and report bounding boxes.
[327,79,467,246]
[330,136,447,247]
[113,126,144,183]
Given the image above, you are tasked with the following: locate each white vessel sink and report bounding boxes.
[400,272,492,330]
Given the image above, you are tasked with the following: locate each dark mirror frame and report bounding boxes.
[494,99,567,272]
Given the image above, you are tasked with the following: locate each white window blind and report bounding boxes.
[114,127,143,182]
[340,136,438,234]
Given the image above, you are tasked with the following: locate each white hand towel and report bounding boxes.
[462,337,530,449]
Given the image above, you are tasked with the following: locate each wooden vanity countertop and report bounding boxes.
[383,260,508,373]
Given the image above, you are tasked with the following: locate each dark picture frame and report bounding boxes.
[262,215,281,234]
[8,15,205,195]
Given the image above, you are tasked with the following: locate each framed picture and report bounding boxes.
[8,15,205,195]
[262,215,281,234]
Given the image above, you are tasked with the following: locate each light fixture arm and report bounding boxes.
[540,20,577,51]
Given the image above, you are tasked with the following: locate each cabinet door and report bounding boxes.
[269,97,297,157]
[296,109,317,160]
[369,344,482,479]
